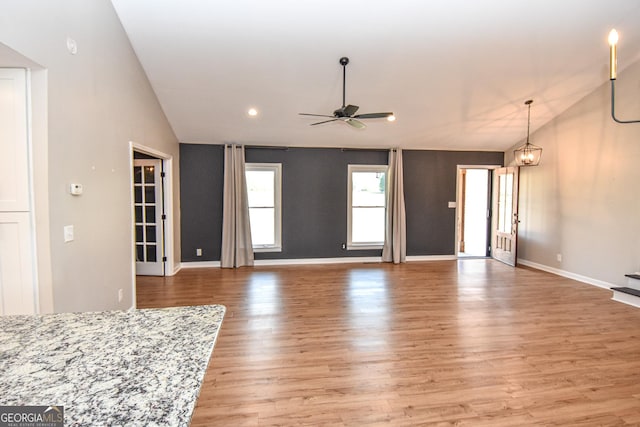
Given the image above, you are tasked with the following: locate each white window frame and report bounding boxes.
[246,163,282,252]
[347,164,388,250]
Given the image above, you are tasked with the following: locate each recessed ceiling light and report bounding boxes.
[387,115,396,122]
[247,108,258,117]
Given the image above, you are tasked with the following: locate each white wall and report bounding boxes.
[0,1,179,312]
[507,58,640,287]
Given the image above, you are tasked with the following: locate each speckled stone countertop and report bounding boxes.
[0,304,225,426]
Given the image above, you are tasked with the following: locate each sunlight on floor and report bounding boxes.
[347,269,390,351]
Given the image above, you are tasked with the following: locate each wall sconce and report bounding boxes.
[514,100,542,166]
[608,29,640,124]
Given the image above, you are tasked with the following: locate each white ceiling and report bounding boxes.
[111,0,640,151]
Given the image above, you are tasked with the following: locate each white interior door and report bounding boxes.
[0,69,29,212]
[133,159,165,276]
[492,166,519,266]
[0,213,36,314]
[0,68,36,315]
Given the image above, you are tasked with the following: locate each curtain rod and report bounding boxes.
[244,145,289,150]
[340,147,396,152]
[230,144,397,152]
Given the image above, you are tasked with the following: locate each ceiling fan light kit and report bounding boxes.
[299,57,395,129]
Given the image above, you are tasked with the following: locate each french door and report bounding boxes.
[133,159,165,276]
[491,167,519,266]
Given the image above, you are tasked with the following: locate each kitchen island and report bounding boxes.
[0,304,225,426]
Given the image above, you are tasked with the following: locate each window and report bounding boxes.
[347,164,387,249]
[496,172,513,233]
[245,163,282,252]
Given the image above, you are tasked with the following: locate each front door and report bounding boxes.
[133,159,165,276]
[492,167,519,266]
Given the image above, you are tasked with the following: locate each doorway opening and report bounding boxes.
[133,154,165,276]
[456,166,496,258]
[130,143,174,280]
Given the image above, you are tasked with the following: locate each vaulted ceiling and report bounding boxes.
[111,0,640,151]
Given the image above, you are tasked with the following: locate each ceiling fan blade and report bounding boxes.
[311,118,339,126]
[343,104,359,117]
[299,113,336,118]
[352,112,394,119]
[345,118,366,129]
[302,57,394,131]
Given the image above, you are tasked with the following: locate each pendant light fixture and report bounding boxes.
[514,100,542,167]
[608,29,640,124]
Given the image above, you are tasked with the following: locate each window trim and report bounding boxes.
[245,163,282,252]
[347,164,388,250]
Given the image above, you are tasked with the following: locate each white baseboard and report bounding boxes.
[181,261,221,269]
[254,256,382,266]
[180,254,458,269]
[256,255,457,265]
[517,258,614,290]
[181,257,383,268]
[408,255,457,262]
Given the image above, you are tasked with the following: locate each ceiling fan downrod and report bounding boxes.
[340,57,349,108]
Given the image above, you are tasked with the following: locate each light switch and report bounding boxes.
[64,225,74,242]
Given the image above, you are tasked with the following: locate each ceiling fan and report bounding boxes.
[299,57,394,129]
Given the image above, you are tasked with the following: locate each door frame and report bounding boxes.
[128,142,175,298]
[2,47,54,314]
[454,165,501,259]
[0,68,37,315]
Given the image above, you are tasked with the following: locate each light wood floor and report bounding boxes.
[136,260,640,426]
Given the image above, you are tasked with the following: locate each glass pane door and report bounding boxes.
[134,159,164,275]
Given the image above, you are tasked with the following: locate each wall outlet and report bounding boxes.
[556,253,562,262]
[118,288,124,302]
[196,248,202,256]
[341,243,346,250]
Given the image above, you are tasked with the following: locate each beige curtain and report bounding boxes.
[221,144,254,268]
[382,148,406,263]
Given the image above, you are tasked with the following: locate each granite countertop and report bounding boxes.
[0,304,225,426]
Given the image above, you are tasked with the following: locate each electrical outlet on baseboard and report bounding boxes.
[196,248,202,256]
[556,253,562,262]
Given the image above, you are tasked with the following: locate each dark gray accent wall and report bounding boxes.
[403,150,503,255]
[179,144,503,262]
[246,147,387,260]
[179,144,224,261]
